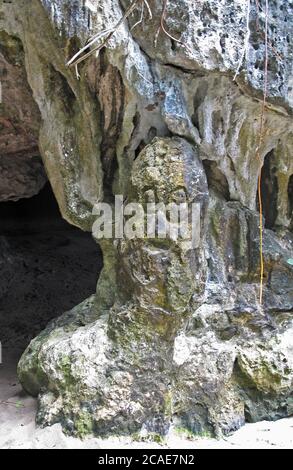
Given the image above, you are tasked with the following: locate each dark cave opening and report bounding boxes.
[257,150,279,229]
[203,159,230,200]
[0,183,103,361]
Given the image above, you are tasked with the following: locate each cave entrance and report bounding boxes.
[0,183,102,364]
[257,150,279,229]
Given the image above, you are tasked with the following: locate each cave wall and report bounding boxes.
[1,0,293,438]
[0,30,46,201]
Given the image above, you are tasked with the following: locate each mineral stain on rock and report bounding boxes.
[0,0,293,439]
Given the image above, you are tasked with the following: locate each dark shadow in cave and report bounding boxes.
[202,159,230,200]
[257,150,278,229]
[0,183,103,361]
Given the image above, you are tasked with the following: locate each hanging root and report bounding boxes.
[256,0,269,305]
[155,0,191,51]
[235,0,270,305]
[234,1,271,305]
[131,0,153,31]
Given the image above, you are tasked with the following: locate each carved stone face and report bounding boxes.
[131,137,208,206]
[116,138,208,326]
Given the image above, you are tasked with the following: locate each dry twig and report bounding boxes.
[67,0,190,73]
[155,0,190,51]
[66,0,140,69]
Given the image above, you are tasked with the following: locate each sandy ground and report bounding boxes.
[1,349,293,449]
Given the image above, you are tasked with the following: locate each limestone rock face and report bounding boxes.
[18,137,209,435]
[125,0,293,108]
[0,0,292,437]
[0,32,46,201]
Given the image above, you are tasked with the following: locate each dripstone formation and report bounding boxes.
[1,0,293,437]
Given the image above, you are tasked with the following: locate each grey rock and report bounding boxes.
[0,0,292,438]
[18,137,209,436]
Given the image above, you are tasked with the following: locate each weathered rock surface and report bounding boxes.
[18,137,209,435]
[126,0,293,109]
[0,31,46,201]
[0,0,292,437]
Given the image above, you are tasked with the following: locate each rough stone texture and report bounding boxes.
[0,31,47,201]
[126,0,293,109]
[18,137,209,436]
[0,0,292,437]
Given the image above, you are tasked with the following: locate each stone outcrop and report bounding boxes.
[1,0,293,437]
[0,31,46,201]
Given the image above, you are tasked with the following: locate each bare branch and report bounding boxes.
[67,28,114,67]
[131,1,145,31]
[66,0,140,68]
[66,0,191,71]
[143,0,152,20]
